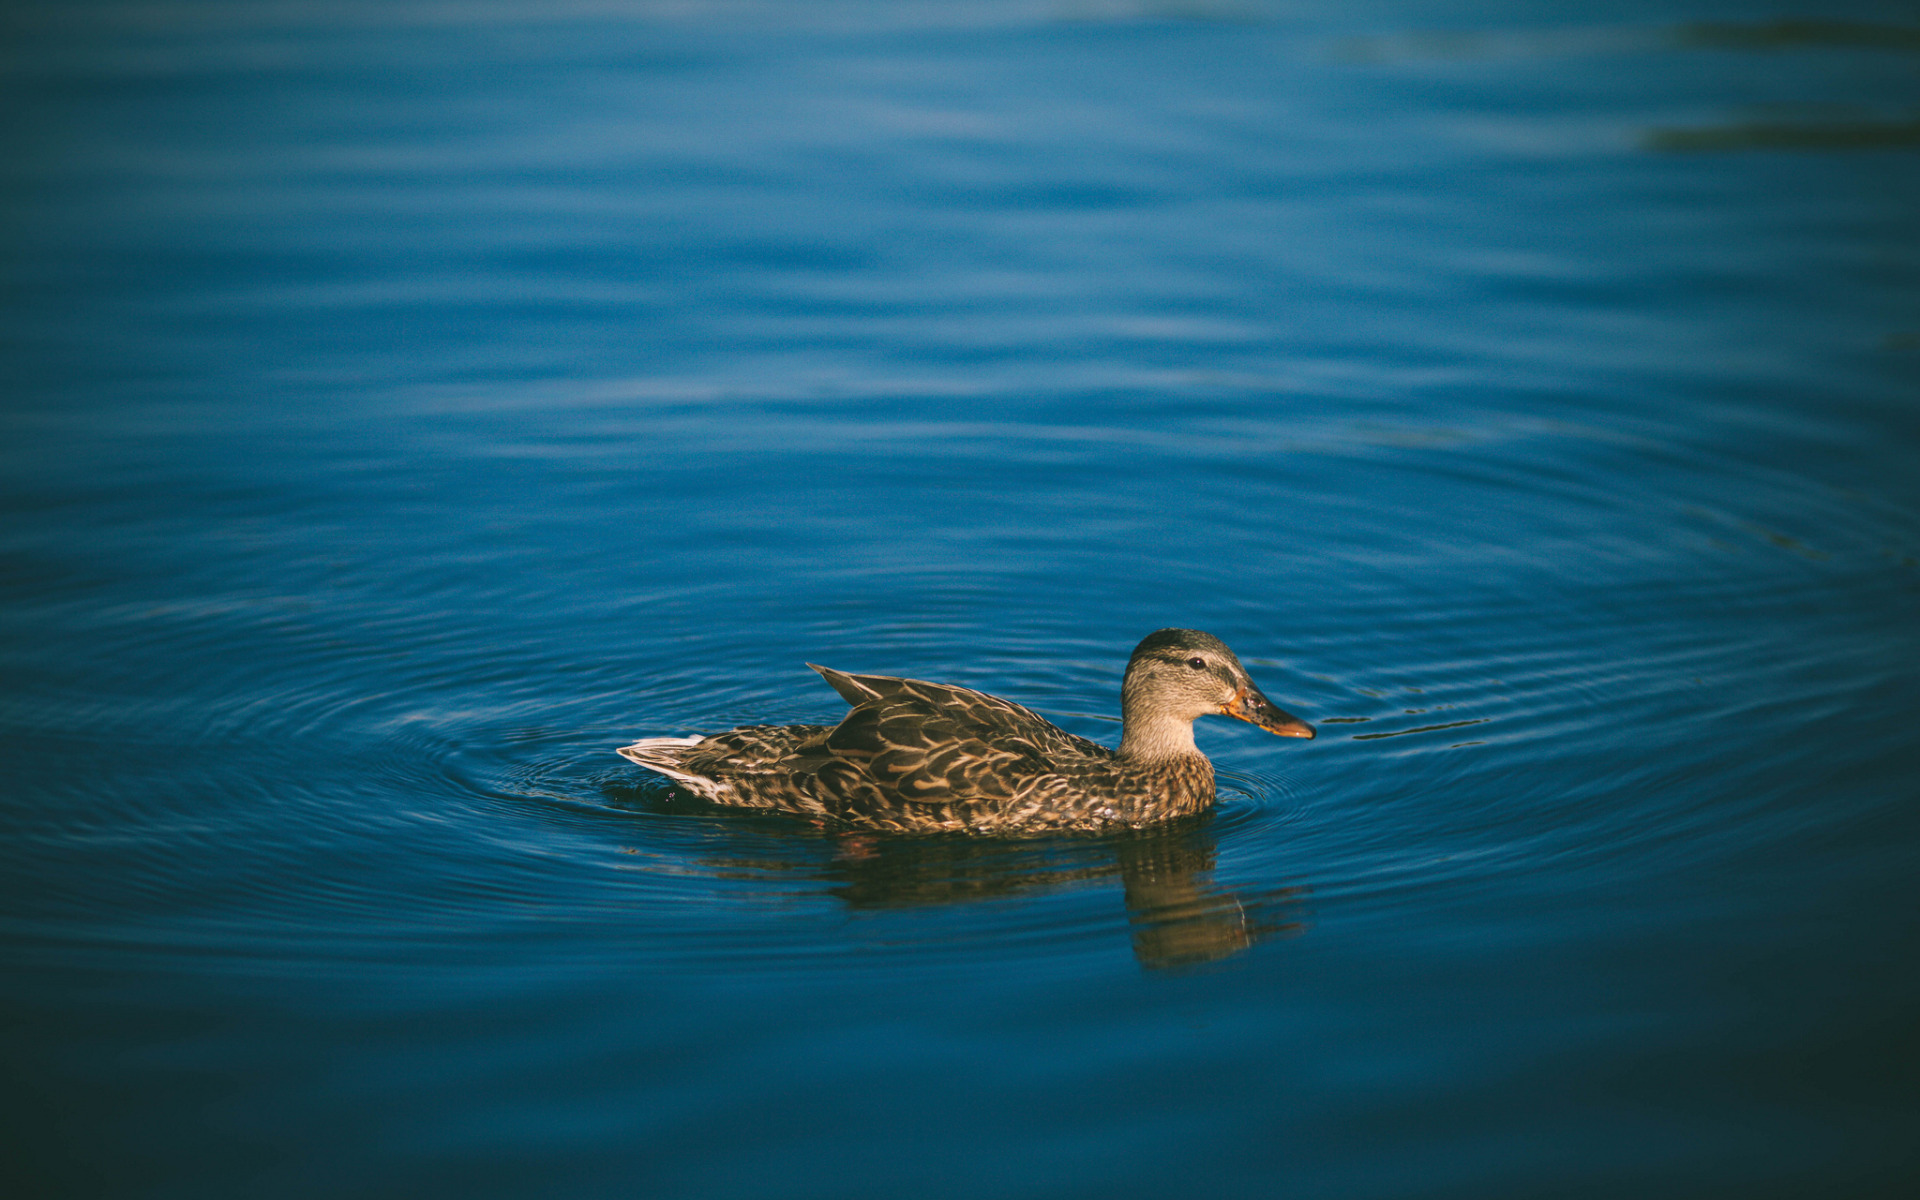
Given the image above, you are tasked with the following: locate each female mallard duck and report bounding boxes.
[617,628,1314,834]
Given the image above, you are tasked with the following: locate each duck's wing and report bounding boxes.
[811,665,1108,751]
[808,663,895,705]
[811,673,1095,805]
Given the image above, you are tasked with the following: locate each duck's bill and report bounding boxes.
[1225,687,1316,739]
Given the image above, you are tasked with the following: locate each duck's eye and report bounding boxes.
[1187,657,1206,670]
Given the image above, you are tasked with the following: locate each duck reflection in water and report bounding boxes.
[825,818,1306,969]
[603,784,1307,970]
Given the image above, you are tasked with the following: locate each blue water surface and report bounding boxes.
[3,1,1917,1196]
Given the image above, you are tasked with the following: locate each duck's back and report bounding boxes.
[806,672,1088,796]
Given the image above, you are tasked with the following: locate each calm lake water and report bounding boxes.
[3,1,1917,1196]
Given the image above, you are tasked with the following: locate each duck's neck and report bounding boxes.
[1117,711,1201,763]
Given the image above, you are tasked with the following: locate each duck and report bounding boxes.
[616,628,1314,834]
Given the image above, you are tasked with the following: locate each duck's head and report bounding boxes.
[1120,629,1315,752]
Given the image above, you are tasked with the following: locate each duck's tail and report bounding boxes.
[616,735,731,799]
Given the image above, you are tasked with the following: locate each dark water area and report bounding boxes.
[3,1,1917,1195]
